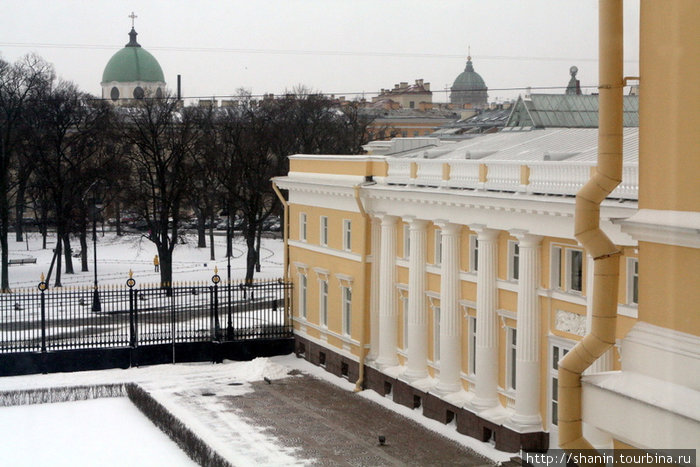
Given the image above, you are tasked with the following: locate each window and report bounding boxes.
[508,241,520,281]
[470,235,479,272]
[413,130,419,137]
[627,258,638,305]
[550,342,571,428]
[433,306,441,363]
[110,86,119,101]
[567,249,583,293]
[299,273,307,319]
[468,316,477,375]
[299,213,307,242]
[434,228,442,266]
[403,224,410,258]
[319,279,328,327]
[402,131,408,137]
[506,327,517,391]
[409,101,415,109]
[341,286,352,336]
[401,295,409,350]
[320,216,328,246]
[551,246,563,289]
[343,220,352,251]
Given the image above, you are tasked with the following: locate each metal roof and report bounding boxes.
[393,127,639,163]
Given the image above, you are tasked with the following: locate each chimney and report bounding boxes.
[424,82,431,91]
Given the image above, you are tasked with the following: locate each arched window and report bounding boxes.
[156,87,163,98]
[110,87,120,101]
[133,87,145,99]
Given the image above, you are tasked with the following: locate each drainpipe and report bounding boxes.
[353,182,373,392]
[272,181,290,324]
[558,0,623,456]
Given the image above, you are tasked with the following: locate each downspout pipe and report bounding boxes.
[272,181,291,324]
[558,0,623,457]
[353,182,373,392]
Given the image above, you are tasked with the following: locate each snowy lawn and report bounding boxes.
[7,230,283,290]
[0,397,196,467]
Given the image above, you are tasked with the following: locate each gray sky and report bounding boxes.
[0,0,640,102]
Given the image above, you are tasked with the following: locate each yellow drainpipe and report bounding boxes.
[272,181,291,324]
[353,182,372,392]
[558,0,623,456]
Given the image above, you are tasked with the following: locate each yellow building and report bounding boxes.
[273,0,699,456]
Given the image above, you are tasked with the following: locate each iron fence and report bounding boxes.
[0,276,293,354]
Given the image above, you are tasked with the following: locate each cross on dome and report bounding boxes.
[129,11,137,28]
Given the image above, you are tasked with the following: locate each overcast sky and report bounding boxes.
[1,0,640,103]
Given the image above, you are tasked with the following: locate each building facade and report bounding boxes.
[274,0,699,457]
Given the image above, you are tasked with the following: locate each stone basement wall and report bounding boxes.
[294,335,549,453]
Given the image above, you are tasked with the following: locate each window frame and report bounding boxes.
[403,224,410,259]
[551,245,563,290]
[469,235,479,272]
[433,305,441,363]
[468,315,477,376]
[341,285,352,336]
[299,212,307,242]
[320,216,328,247]
[299,273,308,320]
[627,257,639,305]
[566,248,584,294]
[319,279,328,327]
[343,219,352,251]
[508,240,520,281]
[506,327,517,391]
[434,228,442,266]
[401,294,409,350]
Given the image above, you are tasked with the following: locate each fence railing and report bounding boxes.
[0,277,293,354]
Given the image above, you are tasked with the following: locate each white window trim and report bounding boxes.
[298,272,308,320]
[434,228,442,266]
[397,284,409,351]
[320,216,328,247]
[469,235,478,272]
[566,248,584,294]
[506,326,517,392]
[426,292,440,365]
[403,224,410,259]
[468,315,477,376]
[299,212,307,242]
[551,245,563,290]
[341,285,352,337]
[319,278,328,328]
[343,219,352,251]
[507,240,519,282]
[626,257,639,306]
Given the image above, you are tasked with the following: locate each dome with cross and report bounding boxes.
[101,13,166,104]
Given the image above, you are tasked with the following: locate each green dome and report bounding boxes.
[101,28,164,83]
[452,57,486,91]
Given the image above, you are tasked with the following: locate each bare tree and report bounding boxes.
[0,54,53,291]
[120,94,199,285]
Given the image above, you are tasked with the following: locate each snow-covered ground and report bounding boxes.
[7,230,284,290]
[0,356,513,465]
[0,398,197,467]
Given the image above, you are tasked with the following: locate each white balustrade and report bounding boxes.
[414,159,444,187]
[484,161,522,192]
[386,159,413,185]
[447,160,481,189]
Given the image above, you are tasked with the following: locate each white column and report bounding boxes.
[404,217,429,380]
[376,214,398,368]
[510,233,543,428]
[471,226,500,410]
[435,222,462,394]
[583,253,614,448]
[367,217,381,361]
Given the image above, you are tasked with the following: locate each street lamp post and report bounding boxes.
[225,208,233,339]
[91,196,104,312]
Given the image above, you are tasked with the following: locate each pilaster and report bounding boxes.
[376,214,399,368]
[404,217,429,380]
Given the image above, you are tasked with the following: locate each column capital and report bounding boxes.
[379,213,398,225]
[435,221,461,235]
[471,224,499,241]
[509,230,543,247]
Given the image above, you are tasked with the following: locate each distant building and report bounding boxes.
[565,66,582,95]
[101,21,166,104]
[372,79,432,110]
[363,108,459,140]
[450,54,488,109]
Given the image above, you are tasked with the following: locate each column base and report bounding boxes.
[469,395,499,411]
[375,356,398,370]
[505,413,543,433]
[402,367,429,382]
[433,380,462,396]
